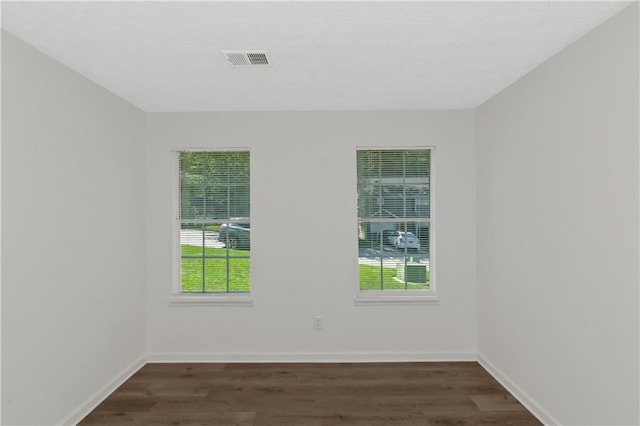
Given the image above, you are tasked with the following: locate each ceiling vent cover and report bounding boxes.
[223,51,270,67]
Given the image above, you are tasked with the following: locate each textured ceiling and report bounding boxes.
[1,1,631,112]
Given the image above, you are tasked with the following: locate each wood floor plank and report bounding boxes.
[252,413,323,426]
[146,396,233,412]
[79,362,542,425]
[470,393,527,411]
[422,409,542,425]
[79,413,146,425]
[143,410,255,426]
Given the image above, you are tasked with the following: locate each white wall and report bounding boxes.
[1,31,147,425]
[477,4,639,425]
[145,111,477,359]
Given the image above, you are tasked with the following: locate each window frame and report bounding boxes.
[354,146,438,305]
[170,148,253,307]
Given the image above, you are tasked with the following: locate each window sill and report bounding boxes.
[169,293,254,307]
[354,291,439,306]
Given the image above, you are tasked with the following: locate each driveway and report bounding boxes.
[358,247,429,268]
[180,229,225,249]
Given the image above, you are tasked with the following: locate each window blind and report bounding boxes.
[178,151,250,294]
[179,151,250,222]
[357,149,431,291]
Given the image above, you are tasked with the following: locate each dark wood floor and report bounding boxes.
[79,362,541,425]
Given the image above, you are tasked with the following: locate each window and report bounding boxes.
[356,148,435,303]
[176,150,251,300]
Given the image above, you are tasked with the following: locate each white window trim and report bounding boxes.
[170,148,253,307]
[169,293,254,307]
[354,291,439,305]
[354,146,437,305]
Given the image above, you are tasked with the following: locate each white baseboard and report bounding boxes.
[58,354,147,426]
[146,351,477,363]
[477,353,559,426]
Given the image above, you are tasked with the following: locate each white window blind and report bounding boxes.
[178,151,250,293]
[357,149,432,292]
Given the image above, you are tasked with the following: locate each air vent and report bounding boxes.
[223,51,270,67]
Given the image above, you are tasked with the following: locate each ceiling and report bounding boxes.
[1,1,631,112]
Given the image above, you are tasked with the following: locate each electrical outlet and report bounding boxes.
[313,316,323,331]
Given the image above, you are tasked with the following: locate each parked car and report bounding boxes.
[218,220,250,249]
[394,231,420,251]
[385,230,402,245]
[382,230,399,246]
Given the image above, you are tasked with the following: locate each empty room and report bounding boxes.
[1,1,639,425]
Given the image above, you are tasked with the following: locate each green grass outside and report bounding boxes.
[181,245,250,293]
[181,245,428,292]
[359,264,429,291]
